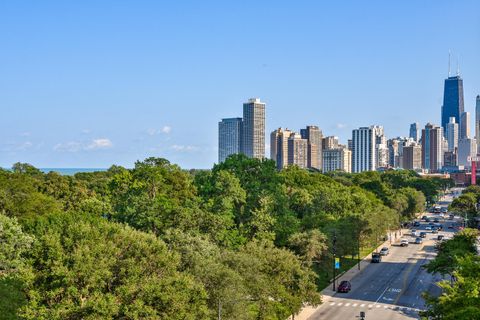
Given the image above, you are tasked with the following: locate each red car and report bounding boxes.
[337,280,351,293]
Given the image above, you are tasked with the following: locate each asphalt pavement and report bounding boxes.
[292,190,462,320]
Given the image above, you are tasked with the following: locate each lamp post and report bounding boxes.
[332,231,337,291]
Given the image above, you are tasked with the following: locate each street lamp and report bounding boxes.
[333,232,337,291]
[360,311,366,320]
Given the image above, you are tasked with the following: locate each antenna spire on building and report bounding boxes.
[448,51,451,77]
[456,55,460,76]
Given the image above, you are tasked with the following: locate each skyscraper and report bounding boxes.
[476,95,480,153]
[242,98,265,159]
[458,138,476,167]
[421,123,443,172]
[374,126,389,168]
[409,123,420,142]
[218,118,243,163]
[446,117,459,152]
[322,136,339,150]
[460,111,471,139]
[441,75,464,134]
[288,133,308,168]
[322,146,352,173]
[270,128,292,170]
[402,144,422,170]
[300,126,323,170]
[352,126,377,173]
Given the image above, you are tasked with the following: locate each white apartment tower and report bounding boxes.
[352,126,377,173]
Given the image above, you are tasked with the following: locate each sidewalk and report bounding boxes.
[289,228,408,320]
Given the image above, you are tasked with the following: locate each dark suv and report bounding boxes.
[337,280,351,293]
[372,253,382,263]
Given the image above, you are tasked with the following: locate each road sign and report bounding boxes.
[335,257,340,269]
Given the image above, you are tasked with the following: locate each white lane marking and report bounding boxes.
[384,305,388,309]
[368,304,373,308]
[360,304,365,307]
[330,302,335,306]
[375,286,391,304]
[345,303,350,306]
[376,305,381,308]
[352,303,358,307]
[337,303,343,306]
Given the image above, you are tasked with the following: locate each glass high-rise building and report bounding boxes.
[218,118,243,163]
[242,98,265,159]
[351,126,377,173]
[441,75,464,135]
[409,123,420,142]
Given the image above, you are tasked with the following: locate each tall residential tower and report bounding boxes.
[242,98,266,159]
[218,118,243,163]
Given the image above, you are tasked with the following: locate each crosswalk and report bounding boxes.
[326,301,423,313]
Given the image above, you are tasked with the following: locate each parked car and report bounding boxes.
[372,253,382,263]
[380,247,389,256]
[448,214,454,220]
[425,226,432,231]
[411,229,417,236]
[434,218,440,223]
[415,237,423,244]
[422,216,428,221]
[400,239,409,247]
[337,280,351,293]
[431,229,438,234]
[437,235,445,240]
[413,221,420,227]
[420,232,427,238]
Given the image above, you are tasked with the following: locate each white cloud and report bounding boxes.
[54,141,83,152]
[54,138,113,152]
[171,144,199,152]
[147,126,171,136]
[86,138,113,150]
[161,126,172,134]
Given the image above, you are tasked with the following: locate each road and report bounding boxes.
[306,190,461,320]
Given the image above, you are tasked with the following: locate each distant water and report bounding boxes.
[39,168,107,175]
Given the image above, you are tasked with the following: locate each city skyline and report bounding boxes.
[1,1,479,169]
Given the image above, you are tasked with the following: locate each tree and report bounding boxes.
[0,214,33,277]
[20,213,209,320]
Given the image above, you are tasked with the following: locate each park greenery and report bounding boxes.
[423,228,480,319]
[0,156,451,319]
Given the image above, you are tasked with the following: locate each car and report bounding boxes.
[431,229,438,234]
[441,208,448,213]
[415,237,423,244]
[411,229,417,236]
[380,247,389,256]
[434,218,440,223]
[425,218,431,222]
[400,239,409,247]
[448,214,454,220]
[413,221,420,227]
[425,226,432,230]
[422,216,428,221]
[448,225,454,229]
[372,253,382,263]
[337,280,351,293]
[428,222,435,225]
[437,235,445,240]
[420,232,427,238]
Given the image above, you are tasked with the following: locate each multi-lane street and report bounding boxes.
[305,189,462,320]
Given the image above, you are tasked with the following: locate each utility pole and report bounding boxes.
[357,231,361,270]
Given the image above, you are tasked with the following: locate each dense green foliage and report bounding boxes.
[423,229,480,319]
[449,185,480,228]
[0,157,448,319]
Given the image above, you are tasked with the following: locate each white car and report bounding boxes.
[411,229,417,236]
[400,239,409,247]
[425,226,432,231]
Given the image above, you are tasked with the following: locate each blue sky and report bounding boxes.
[1,1,479,169]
